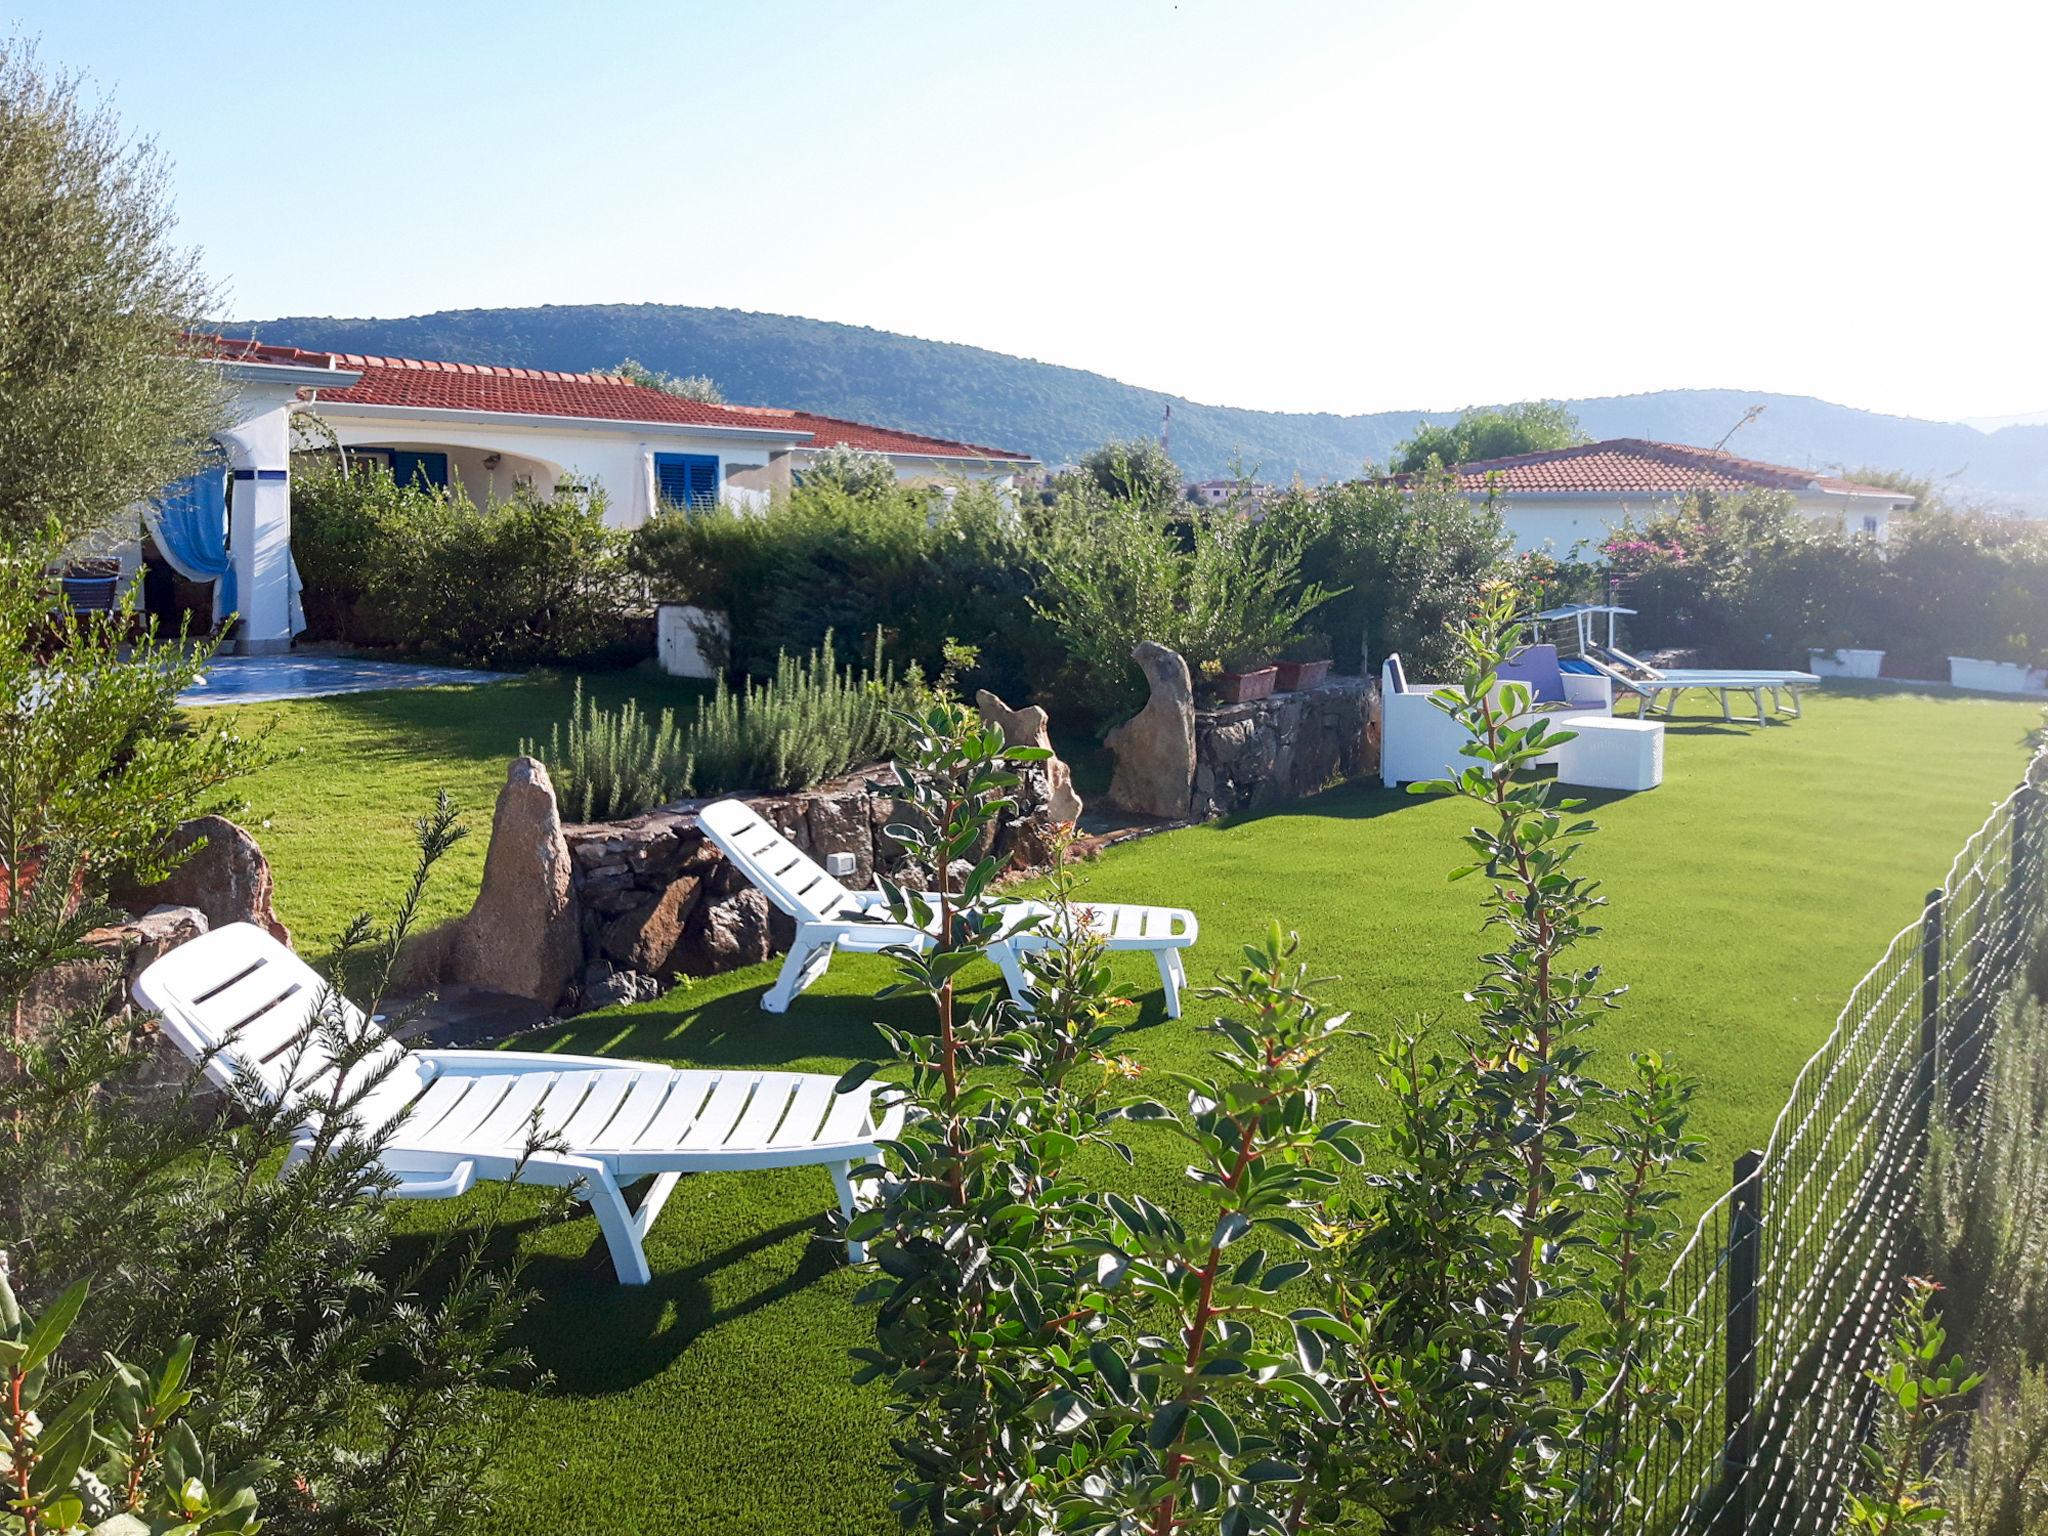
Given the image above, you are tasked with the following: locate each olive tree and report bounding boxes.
[0,38,227,546]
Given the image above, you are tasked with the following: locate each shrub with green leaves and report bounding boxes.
[845,584,1707,1535]
[1291,468,1513,679]
[1031,488,1338,719]
[529,630,929,820]
[1,796,560,1536]
[836,701,1113,1534]
[1841,1277,1982,1536]
[290,461,641,667]
[626,479,1046,701]
[1603,486,2048,674]
[0,1278,261,1536]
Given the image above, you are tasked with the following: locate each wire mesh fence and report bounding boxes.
[1562,750,2047,1536]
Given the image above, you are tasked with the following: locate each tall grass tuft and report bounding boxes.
[527,629,928,821]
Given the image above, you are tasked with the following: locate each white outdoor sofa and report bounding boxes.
[133,923,900,1285]
[1380,646,1611,788]
[698,798,1199,1018]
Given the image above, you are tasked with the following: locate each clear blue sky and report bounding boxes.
[17,0,2048,422]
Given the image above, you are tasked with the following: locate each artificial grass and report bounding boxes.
[216,678,2044,1534]
[207,665,710,964]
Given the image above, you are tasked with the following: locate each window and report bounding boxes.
[654,452,720,510]
[370,449,448,490]
[1862,515,1880,536]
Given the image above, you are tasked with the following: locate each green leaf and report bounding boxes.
[28,1406,92,1498]
[1147,1399,1191,1450]
[833,1061,880,1094]
[22,1280,88,1373]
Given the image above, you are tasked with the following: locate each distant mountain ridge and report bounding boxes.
[240,303,2048,508]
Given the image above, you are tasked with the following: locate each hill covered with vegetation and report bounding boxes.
[243,303,2048,504]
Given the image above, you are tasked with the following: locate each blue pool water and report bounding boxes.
[179,655,513,707]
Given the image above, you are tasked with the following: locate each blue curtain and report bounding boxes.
[145,468,236,619]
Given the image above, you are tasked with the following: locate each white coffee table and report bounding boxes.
[1552,716,1664,791]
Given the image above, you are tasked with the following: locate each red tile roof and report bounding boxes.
[1397,438,1906,499]
[201,335,1032,461]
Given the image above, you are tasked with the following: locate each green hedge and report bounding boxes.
[625,480,1050,703]
[1605,489,2048,676]
[291,464,644,668]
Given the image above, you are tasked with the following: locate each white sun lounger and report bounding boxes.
[697,798,1199,1018]
[1564,646,1820,724]
[133,923,900,1285]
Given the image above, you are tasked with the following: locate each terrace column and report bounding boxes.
[215,403,296,655]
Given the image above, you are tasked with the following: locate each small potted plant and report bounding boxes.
[1216,647,1279,704]
[1274,631,1333,692]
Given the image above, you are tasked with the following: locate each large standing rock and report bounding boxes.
[113,816,290,945]
[1104,642,1196,819]
[976,689,1084,824]
[452,758,582,1007]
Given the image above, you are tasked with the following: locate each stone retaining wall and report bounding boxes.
[1188,676,1378,819]
[561,762,1064,1012]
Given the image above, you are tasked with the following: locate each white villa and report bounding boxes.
[141,339,1035,653]
[1396,438,1915,558]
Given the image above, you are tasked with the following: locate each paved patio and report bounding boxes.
[178,654,513,707]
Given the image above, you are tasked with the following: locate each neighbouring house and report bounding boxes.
[134,338,1035,654]
[1184,478,1278,509]
[1393,438,1915,557]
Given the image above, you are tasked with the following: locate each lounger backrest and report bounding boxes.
[698,799,852,924]
[1498,644,1568,703]
[1381,654,1410,696]
[132,923,423,1114]
[1589,644,1664,682]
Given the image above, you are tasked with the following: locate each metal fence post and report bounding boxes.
[1721,1149,1765,1527]
[1918,888,1945,1139]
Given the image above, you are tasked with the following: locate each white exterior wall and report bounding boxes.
[218,374,315,655]
[308,406,787,528]
[1490,492,1903,560]
[789,448,1026,490]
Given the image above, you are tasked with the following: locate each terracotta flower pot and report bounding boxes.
[1274,658,1332,692]
[0,852,84,917]
[1217,666,1279,704]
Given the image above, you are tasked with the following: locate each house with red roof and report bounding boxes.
[150,339,1034,653]
[210,337,1035,521]
[1394,439,1914,557]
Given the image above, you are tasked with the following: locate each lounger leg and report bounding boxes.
[829,1160,865,1264]
[763,931,835,1014]
[991,942,1035,1013]
[1154,949,1186,1019]
[579,1166,654,1286]
[632,1171,684,1239]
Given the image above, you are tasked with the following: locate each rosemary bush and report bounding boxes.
[529,630,928,820]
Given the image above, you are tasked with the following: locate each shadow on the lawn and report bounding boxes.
[379,1197,848,1394]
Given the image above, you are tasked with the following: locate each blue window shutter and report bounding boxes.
[387,450,449,490]
[655,453,720,510]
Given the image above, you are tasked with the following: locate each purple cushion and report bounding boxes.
[1498,644,1567,703]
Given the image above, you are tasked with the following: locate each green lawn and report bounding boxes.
[212,665,711,961]
[209,677,2043,1535]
